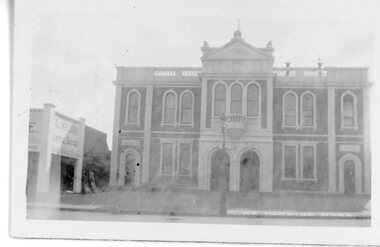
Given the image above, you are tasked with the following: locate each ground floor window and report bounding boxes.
[178,143,192,176]
[161,142,175,175]
[282,143,316,181]
[160,139,193,177]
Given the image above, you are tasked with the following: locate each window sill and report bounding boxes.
[300,125,317,130]
[340,126,359,131]
[281,178,318,183]
[281,125,298,129]
[246,116,263,119]
[124,122,141,127]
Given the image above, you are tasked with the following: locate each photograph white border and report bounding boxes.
[8,0,380,245]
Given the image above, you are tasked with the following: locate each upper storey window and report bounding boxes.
[163,91,177,124]
[247,83,260,117]
[341,91,358,129]
[282,90,317,129]
[180,91,194,125]
[230,84,243,114]
[283,92,298,127]
[214,83,226,116]
[301,92,316,127]
[126,89,141,125]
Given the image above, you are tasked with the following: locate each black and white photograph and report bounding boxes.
[8,0,380,245]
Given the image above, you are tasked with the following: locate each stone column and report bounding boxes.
[109,85,122,186]
[36,103,55,194]
[142,85,153,183]
[363,86,371,194]
[73,117,86,193]
[328,87,337,193]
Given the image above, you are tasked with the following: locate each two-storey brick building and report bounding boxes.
[109,30,371,196]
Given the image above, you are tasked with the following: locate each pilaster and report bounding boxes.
[36,103,55,193]
[74,117,86,193]
[328,87,337,193]
[363,86,371,194]
[200,78,207,129]
[142,85,153,183]
[109,85,122,186]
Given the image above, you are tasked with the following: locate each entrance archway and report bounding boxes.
[210,149,230,191]
[343,160,356,194]
[119,149,140,188]
[338,154,362,194]
[124,153,136,187]
[240,150,260,193]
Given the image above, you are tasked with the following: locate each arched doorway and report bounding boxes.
[343,159,356,194]
[119,149,140,188]
[240,150,260,193]
[338,154,362,194]
[210,149,230,191]
[124,153,136,187]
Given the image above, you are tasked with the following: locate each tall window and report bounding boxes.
[284,145,297,179]
[214,84,226,116]
[230,84,242,114]
[302,145,315,179]
[126,90,140,124]
[181,92,193,124]
[301,93,314,127]
[247,84,259,116]
[283,143,317,181]
[178,143,191,176]
[283,92,297,126]
[342,93,356,128]
[164,92,176,124]
[161,143,174,175]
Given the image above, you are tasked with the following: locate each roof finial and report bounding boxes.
[317,54,323,69]
[233,18,242,39]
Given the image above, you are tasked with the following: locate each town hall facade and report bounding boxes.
[109,30,371,196]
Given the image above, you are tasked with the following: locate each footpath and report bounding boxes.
[27,189,371,219]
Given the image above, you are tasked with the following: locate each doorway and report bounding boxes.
[210,149,230,191]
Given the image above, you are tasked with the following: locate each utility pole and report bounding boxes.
[219,113,228,216]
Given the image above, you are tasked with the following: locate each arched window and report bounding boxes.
[180,92,193,124]
[230,84,242,114]
[247,84,259,116]
[301,93,315,127]
[126,90,140,124]
[163,92,176,124]
[214,83,226,116]
[283,92,297,127]
[342,93,356,128]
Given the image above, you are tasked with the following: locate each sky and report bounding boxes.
[23,0,376,148]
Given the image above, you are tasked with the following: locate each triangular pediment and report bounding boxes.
[204,40,271,60]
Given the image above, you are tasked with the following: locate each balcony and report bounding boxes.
[212,114,246,140]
